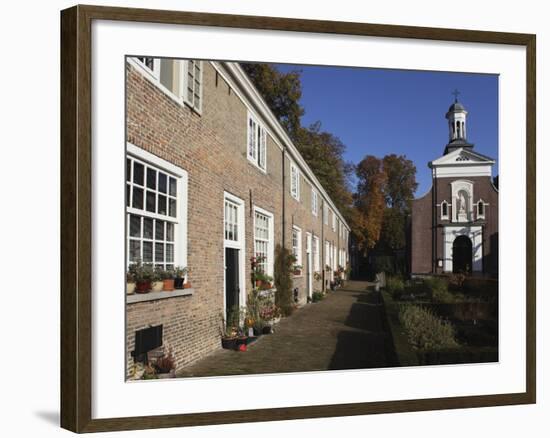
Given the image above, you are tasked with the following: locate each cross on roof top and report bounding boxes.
[452,89,461,102]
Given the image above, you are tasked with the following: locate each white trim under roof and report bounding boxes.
[429,147,495,178]
[212,61,350,232]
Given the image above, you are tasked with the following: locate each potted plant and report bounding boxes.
[174,266,188,289]
[126,270,136,295]
[162,268,175,291]
[313,271,322,282]
[220,307,240,350]
[154,350,176,378]
[183,268,192,289]
[151,266,164,292]
[292,264,303,276]
[130,260,154,293]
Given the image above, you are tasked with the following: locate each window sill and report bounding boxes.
[126,288,194,304]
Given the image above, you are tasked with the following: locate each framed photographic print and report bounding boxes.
[60,4,536,433]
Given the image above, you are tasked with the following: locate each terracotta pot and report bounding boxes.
[135,280,151,293]
[255,279,262,288]
[183,282,192,289]
[163,278,175,291]
[126,282,136,295]
[151,281,163,292]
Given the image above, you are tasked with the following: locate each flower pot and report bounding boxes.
[255,279,262,288]
[151,281,163,292]
[183,282,192,289]
[162,278,175,291]
[174,277,185,289]
[156,369,176,379]
[221,337,238,350]
[135,280,151,293]
[126,282,136,295]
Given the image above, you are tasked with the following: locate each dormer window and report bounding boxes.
[477,200,486,219]
[441,200,449,220]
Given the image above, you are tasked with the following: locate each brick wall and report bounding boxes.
[411,175,498,275]
[126,60,350,374]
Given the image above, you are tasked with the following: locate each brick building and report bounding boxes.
[125,57,350,373]
[410,98,498,277]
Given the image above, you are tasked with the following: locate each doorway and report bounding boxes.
[225,247,240,319]
[452,235,472,273]
[306,232,312,299]
[223,193,245,322]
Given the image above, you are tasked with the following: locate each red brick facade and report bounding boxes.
[411,173,498,276]
[125,59,350,374]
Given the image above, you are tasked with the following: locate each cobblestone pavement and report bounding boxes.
[177,281,390,378]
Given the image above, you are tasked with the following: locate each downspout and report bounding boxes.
[281,147,286,248]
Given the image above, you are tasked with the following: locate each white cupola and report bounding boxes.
[444,90,474,155]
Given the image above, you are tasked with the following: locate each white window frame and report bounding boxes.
[247,112,267,172]
[325,240,330,269]
[323,204,329,225]
[126,142,188,272]
[332,210,336,232]
[222,192,246,323]
[313,235,320,272]
[292,225,302,269]
[290,162,300,201]
[477,199,486,219]
[180,60,203,113]
[253,206,274,277]
[133,56,160,80]
[441,200,450,220]
[311,189,318,216]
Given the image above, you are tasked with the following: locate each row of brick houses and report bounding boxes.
[125,56,350,374]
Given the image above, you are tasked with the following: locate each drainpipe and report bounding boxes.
[281,147,286,248]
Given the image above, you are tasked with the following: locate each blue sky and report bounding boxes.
[275,63,499,196]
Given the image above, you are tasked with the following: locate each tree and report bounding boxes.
[382,154,418,213]
[240,63,304,140]
[294,122,354,215]
[274,244,295,316]
[354,156,387,252]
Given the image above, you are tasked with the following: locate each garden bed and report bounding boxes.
[381,291,498,366]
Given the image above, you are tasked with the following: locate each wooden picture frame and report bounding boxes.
[60,4,536,433]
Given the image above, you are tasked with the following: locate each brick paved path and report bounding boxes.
[177,281,390,377]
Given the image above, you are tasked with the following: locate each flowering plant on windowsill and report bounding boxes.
[292,264,303,276]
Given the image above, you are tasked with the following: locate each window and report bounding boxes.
[324,204,329,225]
[290,162,300,200]
[325,240,330,268]
[224,199,239,242]
[441,200,449,220]
[185,60,202,112]
[126,147,187,271]
[332,210,336,232]
[254,208,273,275]
[313,235,320,272]
[311,189,318,216]
[247,113,267,171]
[477,200,485,219]
[135,57,159,78]
[292,226,302,268]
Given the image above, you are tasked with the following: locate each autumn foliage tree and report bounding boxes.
[354,156,387,253]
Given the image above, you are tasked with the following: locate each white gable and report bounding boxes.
[429,147,495,178]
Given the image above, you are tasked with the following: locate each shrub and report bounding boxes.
[398,305,459,350]
[274,244,294,316]
[424,276,455,303]
[312,291,324,303]
[386,276,405,299]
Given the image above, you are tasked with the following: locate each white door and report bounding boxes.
[306,232,312,298]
